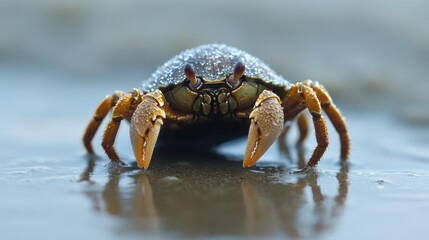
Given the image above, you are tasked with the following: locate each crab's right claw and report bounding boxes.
[243,90,284,168]
[130,90,166,169]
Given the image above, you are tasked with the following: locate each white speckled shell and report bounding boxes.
[141,44,291,92]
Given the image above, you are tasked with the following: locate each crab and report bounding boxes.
[83,44,350,169]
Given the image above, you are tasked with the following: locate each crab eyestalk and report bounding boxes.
[227,62,245,88]
[184,64,201,90]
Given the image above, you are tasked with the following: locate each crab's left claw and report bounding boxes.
[243,90,284,167]
[130,90,166,169]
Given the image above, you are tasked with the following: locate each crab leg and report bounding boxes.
[102,89,142,161]
[243,90,284,167]
[279,113,309,146]
[304,80,350,160]
[83,91,124,154]
[301,85,329,167]
[296,113,309,144]
[282,83,330,167]
[130,90,166,169]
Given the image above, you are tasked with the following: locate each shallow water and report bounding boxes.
[1,69,429,240]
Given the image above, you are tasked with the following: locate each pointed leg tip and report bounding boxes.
[84,142,95,154]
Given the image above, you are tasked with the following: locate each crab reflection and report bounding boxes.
[80,148,348,238]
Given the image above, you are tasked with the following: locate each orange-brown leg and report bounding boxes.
[278,124,291,159]
[278,113,307,159]
[279,113,308,143]
[102,90,142,161]
[83,91,124,154]
[302,85,329,167]
[297,113,309,144]
[282,83,329,168]
[304,80,350,160]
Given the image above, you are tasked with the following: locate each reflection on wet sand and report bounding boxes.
[79,149,349,238]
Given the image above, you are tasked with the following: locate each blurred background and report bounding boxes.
[1,1,429,240]
[1,0,428,108]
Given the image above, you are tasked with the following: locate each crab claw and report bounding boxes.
[243,90,284,167]
[130,90,166,169]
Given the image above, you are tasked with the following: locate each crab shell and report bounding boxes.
[142,44,291,92]
[141,44,292,123]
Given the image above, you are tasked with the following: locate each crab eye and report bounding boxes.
[227,62,245,88]
[187,77,202,91]
[184,64,202,91]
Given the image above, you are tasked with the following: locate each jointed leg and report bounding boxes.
[279,113,308,144]
[102,90,142,161]
[297,113,309,144]
[282,83,329,168]
[278,113,308,159]
[304,80,350,160]
[301,85,329,167]
[83,91,124,154]
[278,124,291,159]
